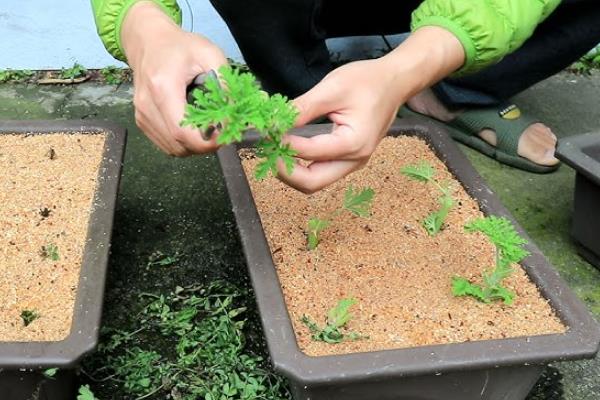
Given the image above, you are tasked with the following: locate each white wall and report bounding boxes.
[0,1,395,70]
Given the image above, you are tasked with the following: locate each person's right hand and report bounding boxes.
[121,1,227,156]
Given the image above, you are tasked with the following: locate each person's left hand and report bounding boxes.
[278,58,405,193]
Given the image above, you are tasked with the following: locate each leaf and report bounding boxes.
[343,186,375,217]
[422,194,454,235]
[451,277,487,303]
[21,309,39,326]
[181,65,298,179]
[400,162,435,182]
[43,368,58,378]
[484,285,515,305]
[77,385,97,400]
[465,216,529,266]
[307,218,330,250]
[327,298,356,329]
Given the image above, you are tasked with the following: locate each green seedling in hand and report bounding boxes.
[182,65,298,180]
[452,216,529,305]
[21,309,39,326]
[301,298,367,344]
[41,243,60,261]
[401,161,454,235]
[307,185,375,250]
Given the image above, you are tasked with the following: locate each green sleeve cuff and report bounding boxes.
[93,0,182,62]
[410,16,478,76]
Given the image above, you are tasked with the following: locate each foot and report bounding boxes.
[406,89,559,167]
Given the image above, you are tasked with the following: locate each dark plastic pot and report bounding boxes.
[556,132,600,269]
[217,118,600,400]
[0,120,126,400]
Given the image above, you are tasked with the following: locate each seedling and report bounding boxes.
[452,216,529,305]
[100,65,125,85]
[301,298,367,343]
[59,63,87,80]
[21,309,39,326]
[77,385,98,400]
[307,185,374,250]
[181,65,298,180]
[0,69,34,83]
[40,243,60,261]
[43,368,58,378]
[39,207,52,218]
[401,161,454,235]
[146,251,179,268]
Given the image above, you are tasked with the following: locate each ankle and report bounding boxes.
[406,88,457,122]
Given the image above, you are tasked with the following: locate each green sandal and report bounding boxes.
[399,104,560,174]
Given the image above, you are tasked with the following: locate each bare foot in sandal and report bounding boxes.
[407,88,560,167]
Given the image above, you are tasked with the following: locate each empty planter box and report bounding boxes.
[557,132,600,269]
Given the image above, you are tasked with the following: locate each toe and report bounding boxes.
[518,123,560,166]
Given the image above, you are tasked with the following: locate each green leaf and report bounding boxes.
[307,218,330,250]
[465,216,529,266]
[181,65,298,180]
[400,162,435,182]
[43,368,58,378]
[343,186,375,217]
[422,194,454,235]
[77,385,97,400]
[451,277,486,302]
[327,298,356,329]
[21,309,40,326]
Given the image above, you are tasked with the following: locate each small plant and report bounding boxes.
[307,185,374,250]
[21,309,40,326]
[83,282,290,399]
[146,251,179,268]
[77,385,98,400]
[181,65,298,180]
[568,46,600,74]
[100,65,124,84]
[401,161,454,235]
[0,69,34,83]
[40,243,60,261]
[452,216,529,305]
[59,63,87,80]
[43,368,58,378]
[301,298,367,344]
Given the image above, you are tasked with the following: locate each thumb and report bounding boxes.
[292,79,339,127]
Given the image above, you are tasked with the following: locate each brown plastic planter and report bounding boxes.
[217,118,600,400]
[556,132,600,269]
[0,120,126,400]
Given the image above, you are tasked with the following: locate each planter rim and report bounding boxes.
[0,119,126,369]
[217,118,600,386]
[556,132,600,185]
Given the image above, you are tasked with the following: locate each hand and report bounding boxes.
[121,1,227,156]
[279,58,404,193]
[279,27,465,193]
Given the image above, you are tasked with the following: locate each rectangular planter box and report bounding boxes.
[556,132,600,269]
[217,118,600,400]
[0,120,126,400]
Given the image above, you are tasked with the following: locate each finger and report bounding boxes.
[137,106,191,156]
[292,78,340,126]
[135,90,190,156]
[277,158,366,194]
[155,77,220,154]
[285,124,367,161]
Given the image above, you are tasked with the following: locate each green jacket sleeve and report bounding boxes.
[91,0,182,62]
[411,0,561,75]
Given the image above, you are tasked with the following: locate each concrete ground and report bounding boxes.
[1,71,599,399]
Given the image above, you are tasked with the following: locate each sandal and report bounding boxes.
[399,104,560,174]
